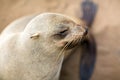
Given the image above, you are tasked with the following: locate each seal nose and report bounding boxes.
[84,27,88,36]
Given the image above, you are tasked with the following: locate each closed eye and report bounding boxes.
[54,29,69,39]
[59,29,68,34]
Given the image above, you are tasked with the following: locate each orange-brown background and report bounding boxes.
[0,0,120,80]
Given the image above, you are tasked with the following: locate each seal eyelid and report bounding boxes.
[58,26,69,33]
[59,29,68,34]
[57,28,69,36]
[53,28,69,39]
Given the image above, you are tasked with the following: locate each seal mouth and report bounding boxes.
[64,28,88,49]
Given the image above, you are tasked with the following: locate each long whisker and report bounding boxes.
[55,41,71,63]
[75,36,80,45]
[71,35,77,45]
[72,33,80,45]
[55,32,86,63]
[79,35,83,43]
[56,35,76,61]
[41,42,71,80]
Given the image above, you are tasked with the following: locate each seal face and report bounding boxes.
[0,13,87,80]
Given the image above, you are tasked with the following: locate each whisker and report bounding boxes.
[72,35,77,45]
[55,41,71,63]
[55,32,86,63]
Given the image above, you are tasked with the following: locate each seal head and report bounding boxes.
[0,13,88,80]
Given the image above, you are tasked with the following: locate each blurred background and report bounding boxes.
[0,0,120,80]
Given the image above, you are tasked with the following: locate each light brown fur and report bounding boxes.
[0,13,87,80]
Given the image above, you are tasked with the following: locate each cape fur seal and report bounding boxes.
[0,13,88,80]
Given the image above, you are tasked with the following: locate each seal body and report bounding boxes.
[0,13,87,80]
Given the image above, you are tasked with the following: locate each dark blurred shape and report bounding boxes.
[80,0,98,80]
[80,35,97,80]
[81,0,98,27]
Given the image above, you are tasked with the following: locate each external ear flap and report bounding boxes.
[30,33,40,39]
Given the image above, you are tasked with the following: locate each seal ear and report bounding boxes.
[30,33,40,39]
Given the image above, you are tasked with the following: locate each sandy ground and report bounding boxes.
[0,0,120,80]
